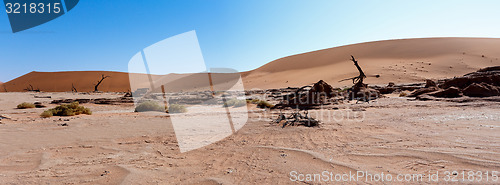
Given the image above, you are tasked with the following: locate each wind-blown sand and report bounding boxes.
[2,38,500,92]
[0,92,498,184]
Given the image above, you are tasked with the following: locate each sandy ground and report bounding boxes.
[0,92,499,184]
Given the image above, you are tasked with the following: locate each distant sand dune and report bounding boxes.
[242,37,500,89]
[0,71,133,92]
[2,38,500,92]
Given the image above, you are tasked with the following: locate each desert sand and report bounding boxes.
[242,37,500,89]
[2,38,500,92]
[0,37,499,184]
[0,92,499,184]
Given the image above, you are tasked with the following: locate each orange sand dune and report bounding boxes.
[2,37,500,92]
[0,71,133,92]
[242,37,500,89]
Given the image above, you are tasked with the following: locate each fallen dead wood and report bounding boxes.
[272,110,320,128]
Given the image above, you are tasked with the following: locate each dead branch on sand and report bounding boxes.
[273,110,319,128]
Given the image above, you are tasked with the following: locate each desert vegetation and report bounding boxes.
[168,103,187,113]
[223,98,247,108]
[134,101,166,112]
[40,102,92,118]
[17,102,36,109]
[134,101,187,113]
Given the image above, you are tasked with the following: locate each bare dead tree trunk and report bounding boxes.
[24,84,34,91]
[24,84,40,92]
[350,55,366,87]
[72,83,78,93]
[94,75,110,92]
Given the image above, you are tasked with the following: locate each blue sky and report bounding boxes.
[1,0,500,82]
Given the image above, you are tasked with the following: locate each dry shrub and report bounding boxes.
[17,102,35,109]
[168,104,187,113]
[135,101,166,112]
[41,102,91,118]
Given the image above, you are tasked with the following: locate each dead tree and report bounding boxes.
[339,56,366,87]
[71,83,78,93]
[24,84,40,92]
[272,110,319,128]
[94,75,110,92]
[339,55,380,85]
[339,56,380,102]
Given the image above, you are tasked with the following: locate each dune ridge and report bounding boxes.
[2,37,500,92]
[242,37,500,89]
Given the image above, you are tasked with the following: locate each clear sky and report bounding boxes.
[1,0,500,82]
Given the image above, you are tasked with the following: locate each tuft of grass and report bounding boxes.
[17,102,36,109]
[257,100,274,109]
[135,101,166,112]
[168,104,187,113]
[40,102,92,118]
[223,99,246,108]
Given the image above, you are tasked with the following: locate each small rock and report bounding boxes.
[100,170,110,176]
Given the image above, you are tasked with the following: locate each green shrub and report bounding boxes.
[135,101,166,112]
[168,104,187,113]
[40,102,92,118]
[17,102,35,109]
[257,100,274,108]
[223,99,246,108]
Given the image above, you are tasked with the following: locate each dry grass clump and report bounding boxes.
[134,101,187,113]
[223,99,247,108]
[168,104,187,113]
[17,102,35,109]
[135,101,166,112]
[41,102,91,118]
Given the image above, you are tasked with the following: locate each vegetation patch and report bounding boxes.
[41,102,92,118]
[17,102,36,109]
[223,98,247,108]
[168,104,187,113]
[135,101,166,112]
